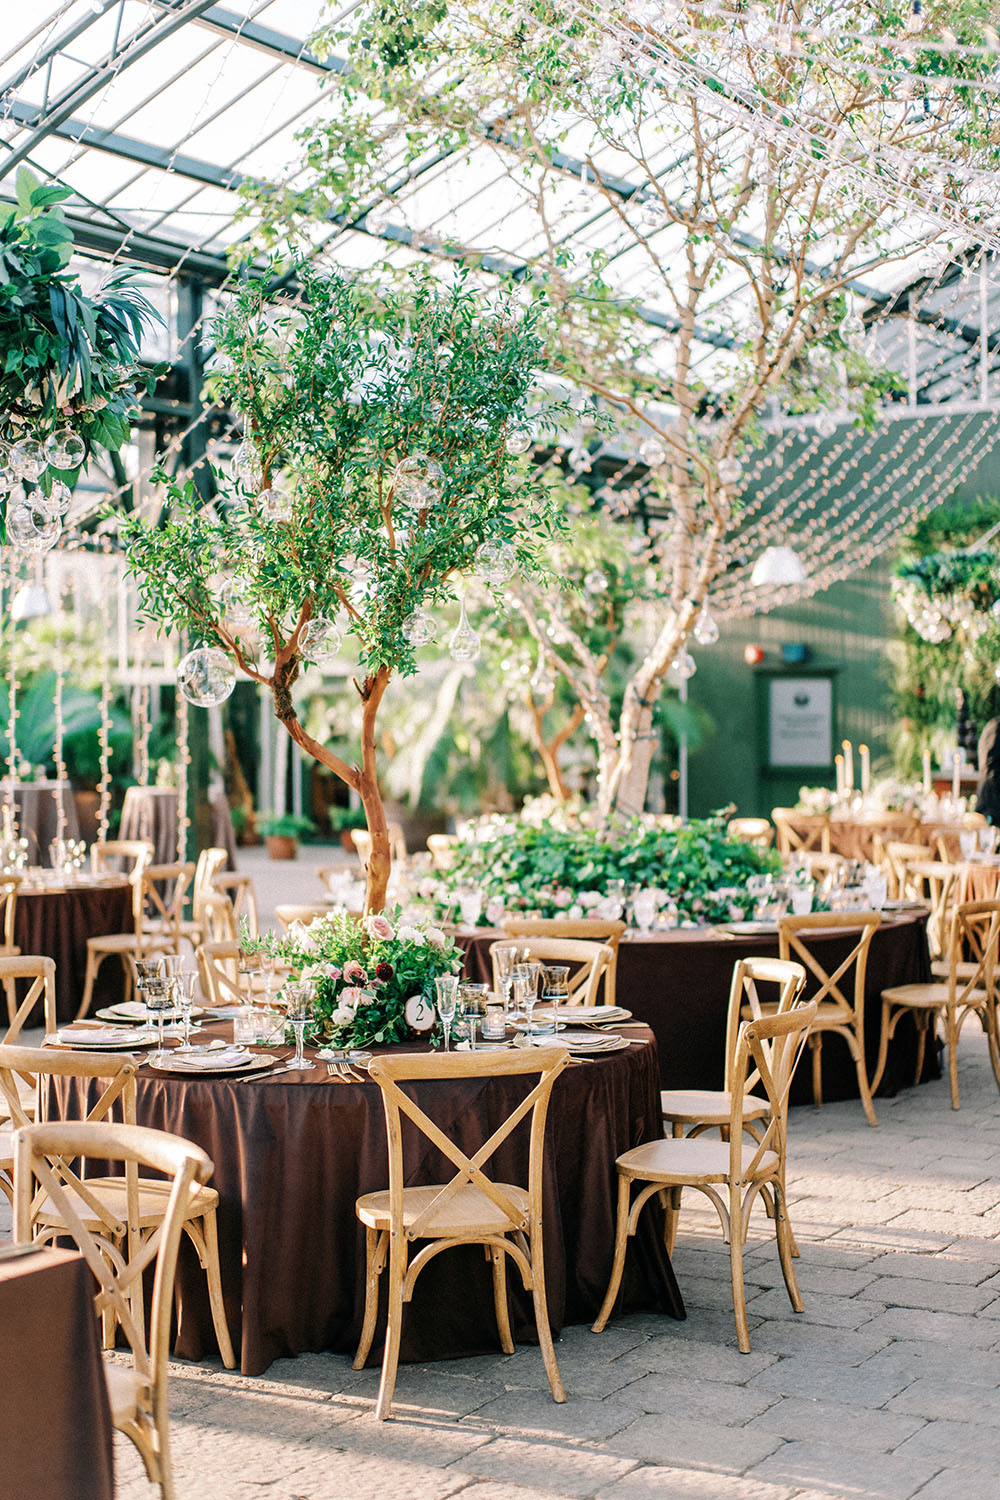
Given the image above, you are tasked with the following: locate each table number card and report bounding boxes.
[405,993,436,1032]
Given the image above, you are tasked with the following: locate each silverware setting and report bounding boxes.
[327,1060,364,1082]
[237,1059,299,1084]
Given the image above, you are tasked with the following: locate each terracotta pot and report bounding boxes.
[265,834,298,860]
[339,830,356,851]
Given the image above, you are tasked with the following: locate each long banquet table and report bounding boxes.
[14,875,132,1023]
[462,911,934,1106]
[0,1245,114,1500]
[68,1022,682,1377]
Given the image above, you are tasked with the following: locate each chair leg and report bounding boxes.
[664,1186,681,1256]
[946,1005,961,1110]
[728,1188,751,1355]
[809,1033,823,1109]
[527,1227,565,1403]
[849,1025,878,1128]
[4,975,17,1028]
[870,1000,892,1096]
[985,1004,1000,1094]
[353,1227,386,1371]
[593,1172,631,1334]
[76,947,107,1020]
[187,1211,236,1369]
[374,1238,407,1421]
[773,1179,804,1315]
[491,1245,514,1355]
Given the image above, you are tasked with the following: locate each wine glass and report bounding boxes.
[133,955,164,1017]
[959,829,978,862]
[980,824,998,856]
[458,888,483,928]
[282,979,315,1071]
[458,984,488,1051]
[144,976,173,1061]
[260,950,277,1006]
[513,962,540,1035]
[175,970,199,1049]
[435,975,458,1051]
[492,943,518,1016]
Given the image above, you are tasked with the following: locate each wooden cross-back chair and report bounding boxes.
[191,847,228,930]
[882,840,934,900]
[501,919,627,1006]
[213,871,258,938]
[90,838,154,879]
[0,875,22,1020]
[776,911,882,1126]
[77,858,194,1019]
[772,809,831,856]
[875,898,1000,1111]
[593,1002,817,1354]
[932,813,987,863]
[0,954,57,1041]
[351,823,408,869]
[353,1047,569,1420]
[196,939,259,1008]
[899,859,959,962]
[13,1118,212,1500]
[488,936,615,1008]
[0,1044,234,1367]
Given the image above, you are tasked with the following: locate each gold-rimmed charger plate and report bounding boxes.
[147,1051,279,1078]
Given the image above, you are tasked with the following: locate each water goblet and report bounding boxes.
[631,888,659,933]
[175,970,199,1049]
[458,983,489,1051]
[133,955,164,1014]
[513,962,540,1035]
[458,888,483,928]
[144,976,173,1062]
[959,829,978,862]
[979,825,998,856]
[492,942,518,1016]
[282,979,315,1071]
[435,974,459,1051]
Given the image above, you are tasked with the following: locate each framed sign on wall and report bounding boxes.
[766,674,834,770]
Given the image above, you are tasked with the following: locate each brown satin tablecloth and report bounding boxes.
[463,913,933,1105]
[106,1024,680,1376]
[15,876,132,1023]
[7,780,81,866]
[0,1245,114,1500]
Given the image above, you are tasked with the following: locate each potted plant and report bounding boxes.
[258,812,314,860]
[328,804,367,851]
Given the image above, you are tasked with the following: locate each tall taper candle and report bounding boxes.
[860,744,870,797]
[922,749,932,795]
[835,753,844,798]
[842,739,854,793]
[952,749,962,803]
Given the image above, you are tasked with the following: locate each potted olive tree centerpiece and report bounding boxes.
[122,267,551,911]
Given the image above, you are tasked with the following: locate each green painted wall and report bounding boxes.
[686,434,1000,819]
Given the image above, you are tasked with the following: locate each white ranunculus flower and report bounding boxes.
[395,924,426,945]
[424,926,447,948]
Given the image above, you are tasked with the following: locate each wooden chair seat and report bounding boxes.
[931,959,980,982]
[880,981,986,1010]
[357,1181,531,1239]
[34,1175,220,1231]
[617,1135,780,1186]
[660,1088,769,1127]
[104,1363,146,1426]
[88,932,141,954]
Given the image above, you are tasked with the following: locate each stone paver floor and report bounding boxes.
[91,1021,1000,1500]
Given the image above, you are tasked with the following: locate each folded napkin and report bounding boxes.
[56,1027,136,1047]
[167,1047,251,1070]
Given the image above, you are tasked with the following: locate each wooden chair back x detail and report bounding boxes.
[0,954,57,1040]
[353,1047,568,1420]
[777,910,882,1125]
[489,936,614,1007]
[13,1118,212,1500]
[501,919,627,1006]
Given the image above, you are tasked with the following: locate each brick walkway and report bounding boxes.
[94,1021,1000,1500]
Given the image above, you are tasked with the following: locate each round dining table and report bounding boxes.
[89,1021,681,1377]
[13,874,132,1023]
[461,911,934,1106]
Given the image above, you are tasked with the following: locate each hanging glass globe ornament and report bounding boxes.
[9,439,46,481]
[476,539,517,585]
[259,487,292,523]
[43,428,86,469]
[448,600,481,663]
[635,196,667,232]
[6,503,37,548]
[177,647,236,707]
[232,441,262,490]
[0,456,15,493]
[218,577,257,629]
[41,479,72,517]
[638,434,668,467]
[584,568,609,595]
[404,608,437,647]
[815,410,838,437]
[392,453,444,508]
[530,658,556,697]
[716,455,743,486]
[9,502,60,553]
[302,616,342,667]
[504,428,533,456]
[671,649,697,680]
[693,608,720,645]
[838,310,866,348]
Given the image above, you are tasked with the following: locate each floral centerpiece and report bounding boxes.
[424,806,780,928]
[250,908,460,1051]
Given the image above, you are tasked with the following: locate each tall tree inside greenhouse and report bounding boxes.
[121,270,550,912]
[242,0,1000,815]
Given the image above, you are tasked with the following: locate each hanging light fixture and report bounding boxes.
[750,546,807,587]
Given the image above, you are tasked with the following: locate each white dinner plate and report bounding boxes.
[97,1001,205,1024]
[532,1005,633,1025]
[720,920,779,935]
[525,1032,632,1055]
[147,1049,275,1076]
[48,1027,158,1050]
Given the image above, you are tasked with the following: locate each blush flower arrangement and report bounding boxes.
[250,907,461,1050]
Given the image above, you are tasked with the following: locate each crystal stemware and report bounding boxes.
[434,974,458,1051]
[492,942,518,1015]
[282,978,315,1071]
[513,962,540,1035]
[175,970,199,1049]
[144,976,173,1062]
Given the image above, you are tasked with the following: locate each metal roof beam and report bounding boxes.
[150,1,345,77]
[0,0,218,181]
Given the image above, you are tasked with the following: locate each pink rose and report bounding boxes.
[366,914,394,941]
[344,960,367,984]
